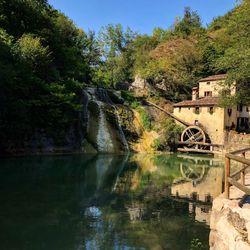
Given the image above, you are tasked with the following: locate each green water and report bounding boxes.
[0,153,224,250]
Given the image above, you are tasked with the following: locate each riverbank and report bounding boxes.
[210,174,250,250]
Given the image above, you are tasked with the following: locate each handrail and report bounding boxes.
[228,147,250,155]
[224,148,250,199]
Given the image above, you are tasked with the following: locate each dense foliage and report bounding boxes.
[0,0,99,151]
[96,1,250,104]
[1,0,250,152]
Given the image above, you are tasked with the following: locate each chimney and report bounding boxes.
[192,87,198,100]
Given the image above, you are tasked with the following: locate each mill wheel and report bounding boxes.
[181,126,206,149]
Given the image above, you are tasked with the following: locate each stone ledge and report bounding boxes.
[210,174,250,250]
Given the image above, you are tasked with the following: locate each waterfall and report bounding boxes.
[96,101,115,153]
[85,87,129,153]
[113,107,129,152]
[95,88,129,152]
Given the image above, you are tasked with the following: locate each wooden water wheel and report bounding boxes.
[180,126,206,149]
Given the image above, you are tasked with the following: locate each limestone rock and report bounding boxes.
[131,75,148,89]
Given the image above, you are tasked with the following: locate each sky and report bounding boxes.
[48,0,237,35]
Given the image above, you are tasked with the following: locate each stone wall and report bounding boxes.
[199,80,236,98]
[224,130,250,153]
[173,106,225,145]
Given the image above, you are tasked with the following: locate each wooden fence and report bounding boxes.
[224,147,250,198]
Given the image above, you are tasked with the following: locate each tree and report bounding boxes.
[96,24,136,86]
[173,7,203,37]
[0,0,97,152]
[138,37,203,100]
[214,0,250,104]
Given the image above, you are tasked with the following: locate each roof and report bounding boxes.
[199,74,227,82]
[173,97,220,107]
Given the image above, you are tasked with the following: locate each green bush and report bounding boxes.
[152,138,162,150]
[121,90,136,103]
[136,106,152,131]
[190,238,205,250]
[131,101,140,109]
[154,119,184,151]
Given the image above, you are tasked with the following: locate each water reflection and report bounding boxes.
[0,154,224,250]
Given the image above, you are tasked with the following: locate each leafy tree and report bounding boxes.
[0,0,96,153]
[173,7,203,37]
[213,0,250,104]
[97,24,136,86]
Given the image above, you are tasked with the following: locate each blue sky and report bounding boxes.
[48,0,237,34]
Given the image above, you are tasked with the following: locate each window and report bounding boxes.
[237,105,243,112]
[207,82,210,85]
[204,91,212,97]
[179,107,181,112]
[208,107,214,114]
[194,107,200,114]
[227,108,232,117]
[247,106,250,112]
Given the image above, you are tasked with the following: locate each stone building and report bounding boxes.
[173,74,250,145]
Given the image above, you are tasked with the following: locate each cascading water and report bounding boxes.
[113,107,129,152]
[85,87,129,153]
[95,88,129,152]
[96,101,115,152]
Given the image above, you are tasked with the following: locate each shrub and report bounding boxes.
[190,238,205,250]
[152,138,163,150]
[136,106,152,131]
[121,90,136,103]
[154,119,184,151]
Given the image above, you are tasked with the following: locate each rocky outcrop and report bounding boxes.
[3,86,168,155]
[130,75,149,90]
[82,87,130,153]
[210,178,250,250]
[4,87,135,155]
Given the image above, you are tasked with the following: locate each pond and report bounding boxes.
[0,153,224,250]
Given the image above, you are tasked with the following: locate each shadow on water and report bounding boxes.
[0,153,224,250]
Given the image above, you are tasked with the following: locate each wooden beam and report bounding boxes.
[226,153,250,166]
[146,101,191,127]
[230,165,249,178]
[228,177,250,196]
[241,152,246,186]
[177,148,215,154]
[225,157,230,199]
[230,148,250,155]
[177,141,223,147]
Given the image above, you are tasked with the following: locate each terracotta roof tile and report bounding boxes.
[199,74,227,82]
[173,97,220,107]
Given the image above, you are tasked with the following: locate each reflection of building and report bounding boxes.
[189,203,211,225]
[127,204,145,221]
[171,166,223,225]
[172,167,223,202]
[173,74,250,145]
